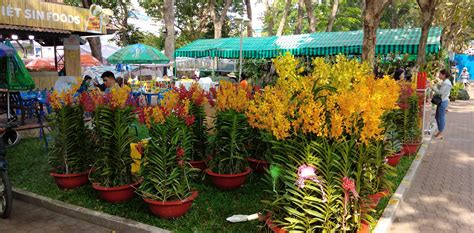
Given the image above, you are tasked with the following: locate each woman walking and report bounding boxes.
[431,69,452,139]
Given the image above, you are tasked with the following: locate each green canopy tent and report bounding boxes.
[175,27,442,59]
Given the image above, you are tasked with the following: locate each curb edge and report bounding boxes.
[12,188,170,233]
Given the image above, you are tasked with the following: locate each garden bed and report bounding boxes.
[8,138,416,232]
[7,138,267,233]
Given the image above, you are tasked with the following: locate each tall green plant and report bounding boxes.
[92,107,136,187]
[189,103,208,161]
[49,105,90,174]
[138,116,194,201]
[402,94,421,143]
[264,136,371,232]
[210,110,249,174]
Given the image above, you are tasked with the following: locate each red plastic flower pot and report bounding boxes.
[205,167,252,190]
[266,219,288,233]
[246,157,270,173]
[387,151,405,167]
[367,192,385,209]
[357,220,370,233]
[50,170,90,189]
[189,157,211,171]
[403,142,421,155]
[143,191,198,219]
[92,180,140,203]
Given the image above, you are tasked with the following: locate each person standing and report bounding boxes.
[431,69,452,139]
[459,67,470,88]
[101,71,120,93]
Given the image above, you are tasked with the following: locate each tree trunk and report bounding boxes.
[277,0,292,36]
[210,0,232,39]
[163,0,175,59]
[245,0,253,37]
[362,0,392,65]
[326,0,339,32]
[87,37,102,63]
[295,0,304,34]
[416,0,437,67]
[264,0,274,36]
[304,0,317,32]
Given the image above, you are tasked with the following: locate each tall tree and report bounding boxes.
[163,0,175,59]
[81,0,102,63]
[263,0,275,36]
[295,0,304,34]
[416,0,438,67]
[434,0,473,53]
[326,0,339,32]
[361,0,392,65]
[303,0,317,32]
[244,0,253,37]
[276,0,292,36]
[209,0,233,39]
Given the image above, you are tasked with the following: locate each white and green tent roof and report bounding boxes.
[175,27,442,59]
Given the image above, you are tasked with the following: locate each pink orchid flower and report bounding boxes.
[296,164,327,202]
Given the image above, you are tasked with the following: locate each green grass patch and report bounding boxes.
[375,155,416,219]
[7,138,269,233]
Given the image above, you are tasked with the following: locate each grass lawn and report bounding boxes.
[7,138,269,233]
[7,137,416,232]
[375,155,416,218]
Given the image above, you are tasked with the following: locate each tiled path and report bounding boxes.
[0,200,111,233]
[390,90,474,232]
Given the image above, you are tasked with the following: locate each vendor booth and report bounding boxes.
[0,0,110,89]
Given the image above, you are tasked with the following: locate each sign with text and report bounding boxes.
[0,0,106,34]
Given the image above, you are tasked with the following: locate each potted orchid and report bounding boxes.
[48,83,91,189]
[85,86,139,203]
[174,84,210,170]
[136,91,198,218]
[247,54,400,232]
[402,94,422,155]
[206,81,253,190]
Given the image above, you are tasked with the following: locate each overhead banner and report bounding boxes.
[0,0,106,34]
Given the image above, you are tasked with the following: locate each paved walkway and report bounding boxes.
[390,90,474,232]
[0,200,111,233]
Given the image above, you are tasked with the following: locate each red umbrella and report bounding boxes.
[25,58,56,71]
[81,53,101,67]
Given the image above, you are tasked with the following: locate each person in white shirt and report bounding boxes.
[459,67,470,88]
[431,69,452,139]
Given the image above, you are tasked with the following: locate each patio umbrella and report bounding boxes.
[81,53,102,67]
[107,44,170,64]
[25,58,56,71]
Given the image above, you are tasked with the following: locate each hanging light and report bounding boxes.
[11,34,18,40]
[28,35,35,40]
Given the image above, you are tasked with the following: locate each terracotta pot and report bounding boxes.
[50,170,90,189]
[403,142,421,155]
[189,157,211,171]
[387,151,405,166]
[246,157,269,173]
[357,220,370,233]
[266,219,287,233]
[206,167,252,190]
[92,180,140,203]
[143,191,198,219]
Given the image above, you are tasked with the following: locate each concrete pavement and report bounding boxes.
[0,200,111,233]
[390,91,474,232]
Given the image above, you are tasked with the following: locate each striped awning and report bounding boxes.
[175,27,442,59]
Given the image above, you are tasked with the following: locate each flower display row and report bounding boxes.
[46,53,422,231]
